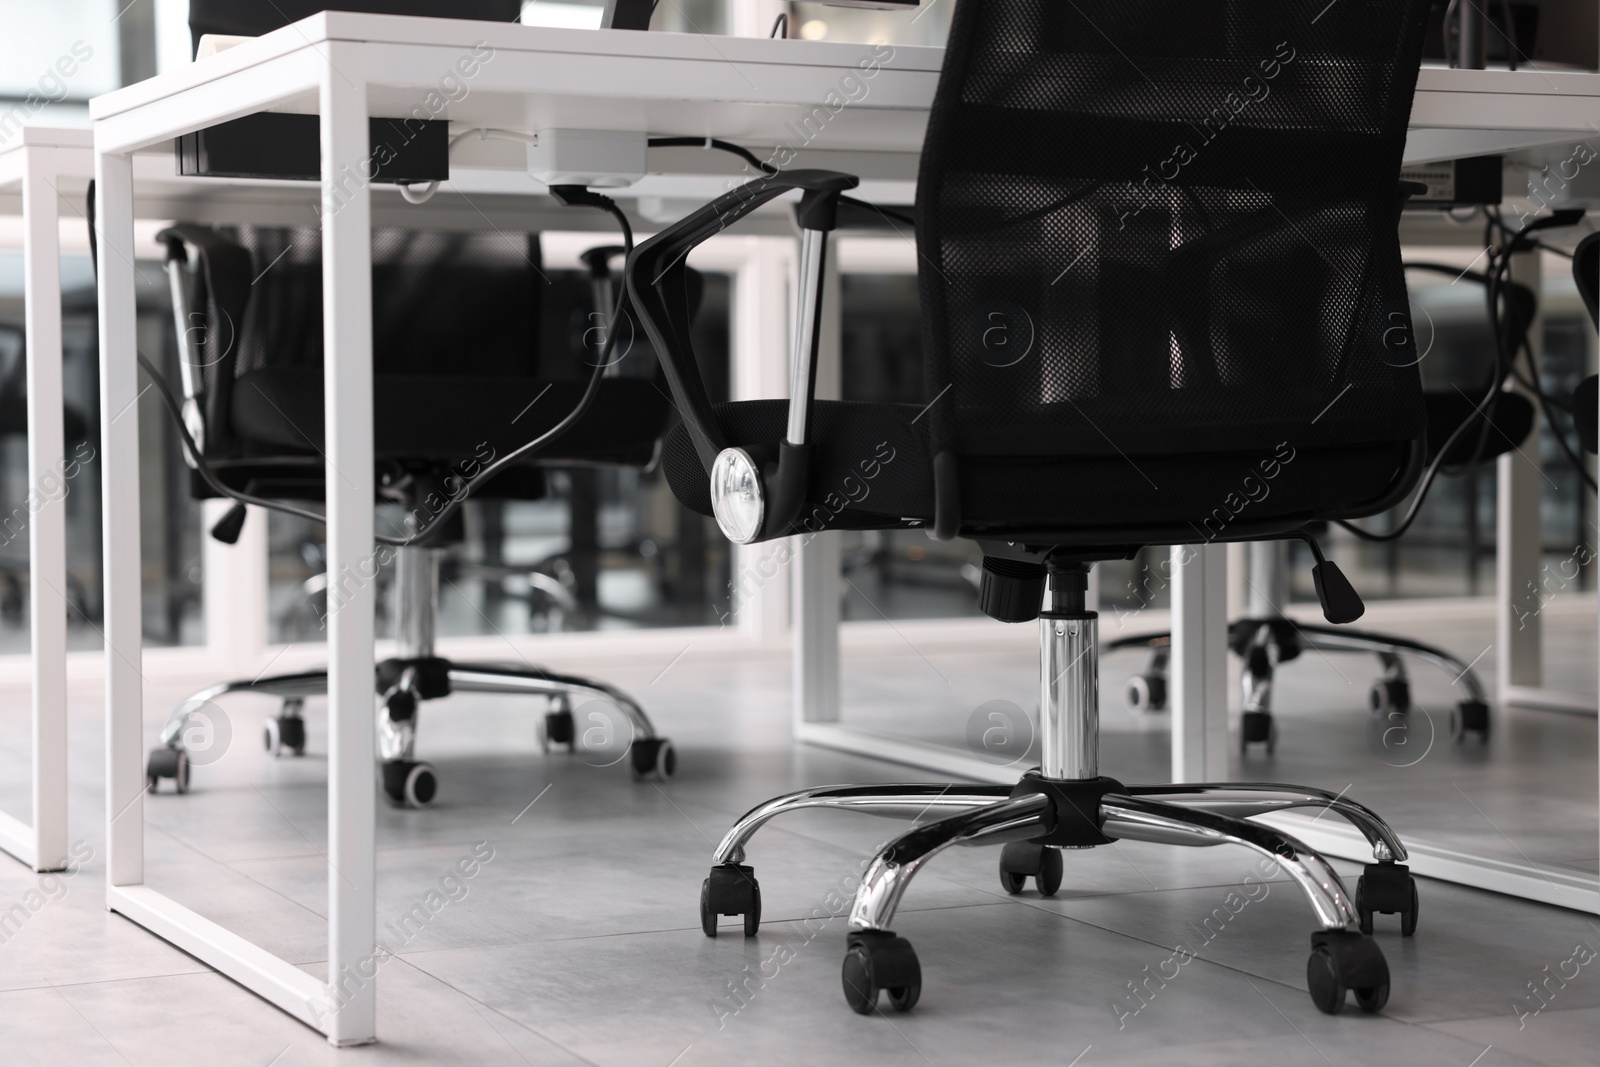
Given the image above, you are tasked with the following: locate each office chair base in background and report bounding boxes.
[145,546,674,806]
[1111,541,1491,752]
[699,565,1417,1018]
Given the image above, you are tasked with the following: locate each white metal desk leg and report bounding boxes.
[319,60,377,1048]
[96,149,143,888]
[793,532,842,728]
[1170,544,1229,782]
[23,150,69,872]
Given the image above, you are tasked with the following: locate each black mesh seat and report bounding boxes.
[636,0,1437,1020]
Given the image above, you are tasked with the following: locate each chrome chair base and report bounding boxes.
[700,566,1417,1018]
[146,658,674,806]
[703,775,1414,1018]
[145,547,673,807]
[1111,618,1492,752]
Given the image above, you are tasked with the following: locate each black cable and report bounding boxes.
[646,137,918,225]
[1341,213,1596,541]
[648,136,779,177]
[89,180,635,546]
[840,195,916,228]
[1339,248,1524,542]
[771,12,788,38]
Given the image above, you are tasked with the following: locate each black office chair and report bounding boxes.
[632,0,1432,1017]
[0,325,92,625]
[1109,272,1539,749]
[143,222,683,805]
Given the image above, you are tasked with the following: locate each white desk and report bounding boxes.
[88,13,1600,1044]
[0,127,86,874]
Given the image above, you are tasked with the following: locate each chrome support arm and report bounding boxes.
[1124,782,1406,862]
[1296,628,1490,704]
[157,670,332,746]
[786,228,827,447]
[713,784,1015,867]
[848,794,1052,932]
[447,662,660,741]
[1101,794,1360,930]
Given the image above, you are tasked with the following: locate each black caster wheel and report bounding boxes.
[541,706,574,753]
[262,714,307,758]
[629,738,676,780]
[1368,678,1411,716]
[1307,930,1389,1015]
[146,747,190,794]
[1356,862,1418,936]
[1240,711,1276,754]
[998,841,1063,897]
[842,931,921,1015]
[1126,673,1168,712]
[701,864,759,938]
[381,759,437,808]
[1450,700,1490,743]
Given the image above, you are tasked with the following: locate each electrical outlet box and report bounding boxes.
[526,129,648,189]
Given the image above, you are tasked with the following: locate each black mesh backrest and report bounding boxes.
[189,0,522,50]
[918,0,1430,469]
[195,226,542,450]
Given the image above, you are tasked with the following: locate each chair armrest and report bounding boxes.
[626,169,858,542]
[155,223,253,458]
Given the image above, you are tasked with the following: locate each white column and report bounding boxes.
[729,237,794,644]
[202,500,269,677]
[23,150,69,872]
[96,148,143,888]
[1170,543,1230,782]
[1497,249,1543,697]
[792,235,842,728]
[727,0,789,37]
[319,58,377,1047]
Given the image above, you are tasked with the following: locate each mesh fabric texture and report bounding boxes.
[917,0,1430,468]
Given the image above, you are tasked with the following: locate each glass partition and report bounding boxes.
[265,259,734,644]
[0,247,204,653]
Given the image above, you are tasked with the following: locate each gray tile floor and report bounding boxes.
[0,604,1594,1066]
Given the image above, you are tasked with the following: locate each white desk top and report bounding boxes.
[83,12,1600,202]
[93,11,1600,160]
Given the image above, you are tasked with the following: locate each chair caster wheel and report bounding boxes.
[381,759,437,808]
[701,864,759,937]
[630,738,676,780]
[1357,862,1419,936]
[541,707,574,753]
[1369,678,1411,716]
[262,713,306,758]
[1307,930,1389,1015]
[1450,700,1490,743]
[1240,710,1276,754]
[1126,673,1167,712]
[146,747,190,794]
[998,841,1063,896]
[842,931,921,1015]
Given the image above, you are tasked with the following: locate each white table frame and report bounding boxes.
[96,45,378,1045]
[0,128,83,874]
[87,13,946,1045]
[88,13,1600,1043]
